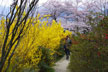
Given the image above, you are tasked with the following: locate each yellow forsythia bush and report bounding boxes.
[0,14,72,72]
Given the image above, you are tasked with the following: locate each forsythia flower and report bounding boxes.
[0,14,72,72]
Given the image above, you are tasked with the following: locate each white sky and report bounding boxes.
[0,0,107,7]
[0,0,13,7]
[0,0,48,7]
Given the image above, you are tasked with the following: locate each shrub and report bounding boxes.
[68,16,108,72]
[0,14,72,72]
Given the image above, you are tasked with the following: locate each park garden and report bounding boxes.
[0,0,108,72]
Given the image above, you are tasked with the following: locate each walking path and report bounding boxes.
[53,56,70,72]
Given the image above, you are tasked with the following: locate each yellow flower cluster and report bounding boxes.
[0,14,72,71]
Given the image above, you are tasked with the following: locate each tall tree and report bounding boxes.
[41,0,66,22]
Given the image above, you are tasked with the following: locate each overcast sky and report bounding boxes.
[0,0,99,7]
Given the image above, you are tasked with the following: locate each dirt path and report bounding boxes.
[53,56,70,72]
